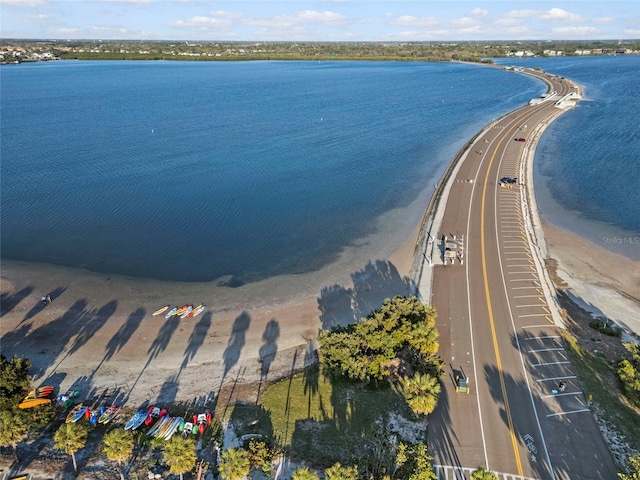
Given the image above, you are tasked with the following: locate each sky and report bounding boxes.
[1,0,638,42]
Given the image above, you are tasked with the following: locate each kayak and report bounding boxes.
[180,306,193,319]
[18,397,51,409]
[174,305,190,316]
[71,406,89,423]
[191,304,206,317]
[65,404,84,423]
[154,416,174,438]
[98,404,120,424]
[124,409,148,430]
[164,416,183,440]
[152,305,170,316]
[147,415,170,437]
[24,385,54,400]
[165,307,178,319]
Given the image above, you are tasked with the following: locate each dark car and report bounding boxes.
[500,177,517,184]
[515,137,526,142]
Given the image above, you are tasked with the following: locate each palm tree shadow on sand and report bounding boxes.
[222,311,251,381]
[317,259,414,332]
[256,319,280,400]
[0,286,34,318]
[179,311,212,376]
[126,314,180,402]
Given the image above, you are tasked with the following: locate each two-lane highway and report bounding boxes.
[424,68,618,480]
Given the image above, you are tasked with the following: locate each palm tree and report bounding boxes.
[325,462,359,480]
[471,467,499,480]
[0,409,29,448]
[53,421,89,473]
[163,435,197,480]
[401,373,441,416]
[292,466,320,480]
[219,447,250,480]
[102,428,134,480]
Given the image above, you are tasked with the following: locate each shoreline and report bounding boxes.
[0,215,420,406]
[1,66,638,410]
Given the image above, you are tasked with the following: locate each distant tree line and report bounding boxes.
[4,39,638,64]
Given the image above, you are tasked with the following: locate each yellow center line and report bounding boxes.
[479,109,542,475]
[481,154,523,475]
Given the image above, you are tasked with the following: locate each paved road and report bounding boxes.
[425,68,618,480]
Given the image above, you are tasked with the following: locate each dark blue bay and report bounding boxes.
[2,60,547,282]
[495,55,640,259]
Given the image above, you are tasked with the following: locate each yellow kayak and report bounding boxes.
[152,305,170,316]
[18,397,52,409]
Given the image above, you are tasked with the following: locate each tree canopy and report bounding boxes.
[0,355,32,410]
[318,296,442,385]
[103,428,135,480]
[617,342,640,408]
[292,466,320,480]
[53,421,89,472]
[619,455,640,480]
[163,435,197,480]
[219,447,251,480]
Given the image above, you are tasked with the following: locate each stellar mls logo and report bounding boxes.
[602,236,640,245]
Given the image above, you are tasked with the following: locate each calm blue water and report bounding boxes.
[495,56,640,259]
[0,59,590,284]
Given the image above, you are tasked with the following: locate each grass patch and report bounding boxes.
[226,366,424,468]
[562,331,640,451]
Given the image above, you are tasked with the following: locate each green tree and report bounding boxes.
[219,447,250,480]
[619,455,640,480]
[318,296,440,384]
[401,373,441,416]
[53,421,89,472]
[471,467,499,480]
[102,428,134,480]
[617,342,640,407]
[0,355,32,409]
[408,443,436,480]
[0,409,30,447]
[325,462,359,480]
[163,435,196,480]
[292,466,320,480]
[247,438,276,476]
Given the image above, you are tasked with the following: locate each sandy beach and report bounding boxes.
[0,222,418,408]
[1,194,637,412]
[541,220,640,336]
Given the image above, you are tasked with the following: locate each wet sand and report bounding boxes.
[541,220,640,336]
[0,221,418,407]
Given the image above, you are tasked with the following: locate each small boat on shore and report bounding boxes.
[124,409,148,430]
[98,404,120,424]
[180,306,193,319]
[174,305,190,317]
[153,305,170,316]
[191,304,206,317]
[165,307,178,318]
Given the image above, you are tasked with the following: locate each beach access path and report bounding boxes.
[414,67,620,480]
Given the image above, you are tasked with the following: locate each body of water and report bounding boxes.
[495,55,640,260]
[3,58,635,286]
